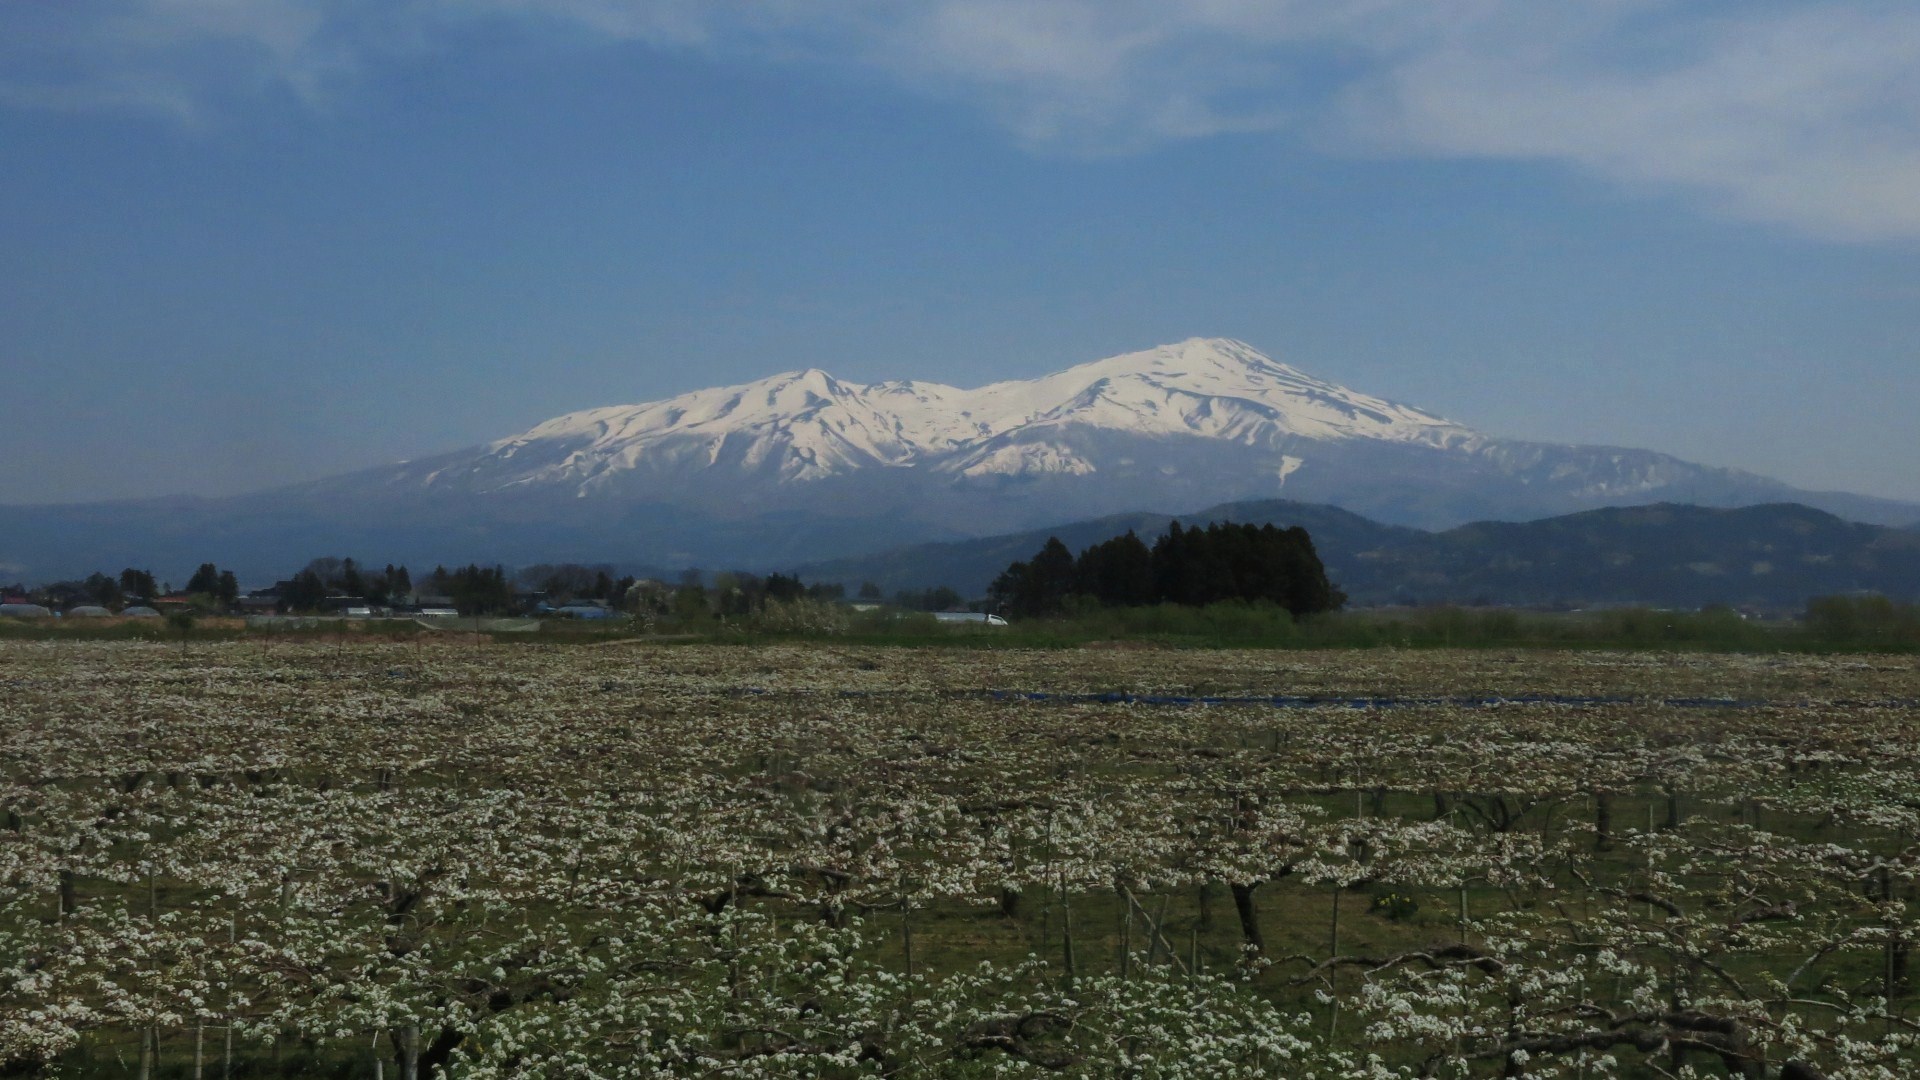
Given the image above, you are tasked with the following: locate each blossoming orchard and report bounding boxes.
[2,641,1917,1077]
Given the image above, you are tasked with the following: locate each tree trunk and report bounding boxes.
[419,1025,461,1079]
[1593,793,1614,852]
[1230,881,1265,954]
[1329,886,1341,959]
[390,1025,420,1080]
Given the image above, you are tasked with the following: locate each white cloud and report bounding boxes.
[0,0,391,121]
[1341,4,1920,240]
[5,1,1918,240]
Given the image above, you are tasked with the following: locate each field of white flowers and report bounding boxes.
[2,640,1917,1078]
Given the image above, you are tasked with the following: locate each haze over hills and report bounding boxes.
[3,338,1915,584]
[796,501,1920,611]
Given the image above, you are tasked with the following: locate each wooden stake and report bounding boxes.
[1061,885,1077,987]
[902,893,915,996]
[1328,884,1342,1040]
[225,915,235,1080]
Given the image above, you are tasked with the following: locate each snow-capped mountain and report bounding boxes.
[5,338,1914,581]
[398,339,1483,496]
[374,337,1823,527]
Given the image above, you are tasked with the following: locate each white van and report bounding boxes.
[931,611,1008,626]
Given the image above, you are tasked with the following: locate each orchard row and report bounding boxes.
[1,642,1916,1077]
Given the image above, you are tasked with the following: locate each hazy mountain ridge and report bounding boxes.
[1369,503,1920,608]
[795,501,1920,610]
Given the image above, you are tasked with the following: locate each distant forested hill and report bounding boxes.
[795,501,1411,602]
[795,501,1920,610]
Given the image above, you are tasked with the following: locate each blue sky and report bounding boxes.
[3,1,1918,506]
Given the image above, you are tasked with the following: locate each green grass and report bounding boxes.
[699,602,1920,653]
[9,599,1919,652]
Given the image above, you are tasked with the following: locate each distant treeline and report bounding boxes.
[989,521,1345,619]
[1,551,982,626]
[3,568,165,611]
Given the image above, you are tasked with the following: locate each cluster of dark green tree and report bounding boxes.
[279,558,414,612]
[183,564,240,606]
[832,581,964,611]
[1803,594,1920,645]
[516,564,634,605]
[890,585,965,611]
[421,565,511,616]
[639,570,846,621]
[989,521,1345,619]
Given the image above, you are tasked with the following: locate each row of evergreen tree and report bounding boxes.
[989,521,1345,618]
